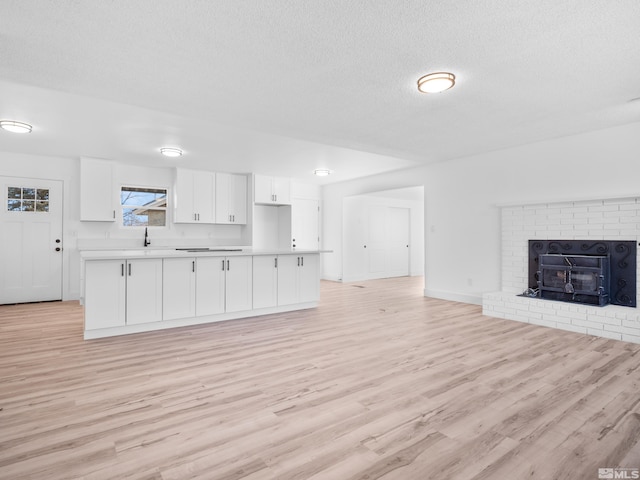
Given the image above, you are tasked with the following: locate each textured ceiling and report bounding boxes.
[0,0,639,183]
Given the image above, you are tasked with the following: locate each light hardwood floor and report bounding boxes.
[1,277,639,480]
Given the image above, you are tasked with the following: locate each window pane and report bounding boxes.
[121,186,167,227]
[22,200,35,212]
[122,207,166,227]
[22,188,35,200]
[7,199,21,211]
[121,187,167,207]
[8,187,21,199]
[37,189,49,201]
[36,201,49,212]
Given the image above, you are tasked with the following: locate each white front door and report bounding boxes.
[0,177,63,304]
[292,198,319,249]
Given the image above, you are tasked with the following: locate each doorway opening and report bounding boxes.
[342,186,424,283]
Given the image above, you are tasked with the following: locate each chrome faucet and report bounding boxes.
[144,227,150,247]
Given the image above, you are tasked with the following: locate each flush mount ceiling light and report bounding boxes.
[314,169,331,177]
[417,72,456,93]
[0,120,33,133]
[160,147,183,157]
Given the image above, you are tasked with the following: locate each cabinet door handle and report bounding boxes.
[297,256,300,267]
[113,210,116,219]
[128,263,132,276]
[227,260,230,271]
[121,263,124,276]
[301,256,304,267]
[222,259,225,271]
[275,257,278,268]
[192,261,195,272]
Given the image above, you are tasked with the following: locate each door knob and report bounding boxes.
[55,247,61,252]
[55,239,61,243]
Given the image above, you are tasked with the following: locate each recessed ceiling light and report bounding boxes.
[160,147,183,157]
[314,169,331,177]
[0,120,33,133]
[417,72,456,93]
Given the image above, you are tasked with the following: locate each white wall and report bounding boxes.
[323,121,640,304]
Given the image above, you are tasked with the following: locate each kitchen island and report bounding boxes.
[81,248,326,339]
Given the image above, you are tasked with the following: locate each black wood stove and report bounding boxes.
[527,240,636,308]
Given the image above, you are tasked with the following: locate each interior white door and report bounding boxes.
[387,207,410,277]
[366,205,388,276]
[292,198,319,249]
[0,177,63,304]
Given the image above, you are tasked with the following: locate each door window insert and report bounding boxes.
[7,186,50,212]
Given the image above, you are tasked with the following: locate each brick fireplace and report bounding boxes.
[482,197,640,344]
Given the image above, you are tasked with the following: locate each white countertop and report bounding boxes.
[80,248,331,260]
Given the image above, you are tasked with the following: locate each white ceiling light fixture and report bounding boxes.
[417,72,456,93]
[314,169,331,177]
[160,147,183,157]
[0,120,33,133]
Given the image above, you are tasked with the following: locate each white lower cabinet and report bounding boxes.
[84,258,162,330]
[84,253,317,338]
[164,256,253,318]
[277,254,319,306]
[84,260,126,330]
[195,256,226,316]
[225,256,253,312]
[163,258,196,320]
[253,255,278,309]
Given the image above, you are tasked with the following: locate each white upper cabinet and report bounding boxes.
[80,157,116,221]
[254,174,291,205]
[215,173,247,224]
[174,168,215,223]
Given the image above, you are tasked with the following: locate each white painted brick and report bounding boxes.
[562,217,588,225]
[588,314,622,326]
[530,318,557,329]
[552,315,572,325]
[587,328,622,340]
[572,318,605,330]
[589,205,620,212]
[622,333,640,344]
[619,203,640,211]
[575,200,604,207]
[563,207,589,214]
[556,309,588,321]
[494,306,517,315]
[622,319,640,329]
[602,324,640,336]
[517,309,542,320]
[556,323,588,334]
[604,198,637,205]
[610,210,637,218]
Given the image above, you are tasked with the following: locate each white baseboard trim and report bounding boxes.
[424,288,483,305]
[84,302,318,340]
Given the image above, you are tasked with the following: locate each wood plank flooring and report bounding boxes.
[1,277,639,479]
